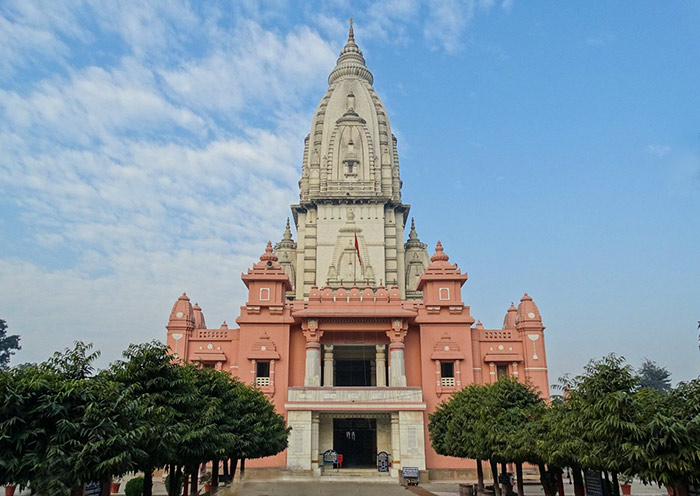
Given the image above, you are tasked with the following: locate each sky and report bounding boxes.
[1,0,699,389]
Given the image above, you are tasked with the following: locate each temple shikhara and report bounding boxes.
[166,23,549,480]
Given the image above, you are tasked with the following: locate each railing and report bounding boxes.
[482,330,513,340]
[287,387,423,404]
[196,330,229,339]
[256,377,270,387]
[441,377,455,387]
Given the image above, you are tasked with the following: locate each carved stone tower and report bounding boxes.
[287,22,429,299]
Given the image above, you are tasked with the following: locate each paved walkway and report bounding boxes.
[218,480,669,496]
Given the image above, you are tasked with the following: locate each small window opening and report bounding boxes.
[256,361,270,386]
[441,361,455,387]
[497,364,508,380]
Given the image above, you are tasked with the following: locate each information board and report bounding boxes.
[85,482,103,496]
[377,451,390,473]
[584,470,607,496]
[402,467,419,478]
[323,449,337,465]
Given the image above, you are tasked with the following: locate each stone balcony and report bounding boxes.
[285,386,425,411]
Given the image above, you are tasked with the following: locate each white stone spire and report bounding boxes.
[290,22,410,299]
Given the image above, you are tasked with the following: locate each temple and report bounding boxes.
[165,22,549,480]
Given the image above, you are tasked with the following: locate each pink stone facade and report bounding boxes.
[165,24,549,479]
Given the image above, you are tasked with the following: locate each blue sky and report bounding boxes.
[1,0,698,388]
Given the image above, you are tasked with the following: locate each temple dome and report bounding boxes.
[168,293,194,327]
[515,293,543,328]
[503,302,517,330]
[299,20,401,203]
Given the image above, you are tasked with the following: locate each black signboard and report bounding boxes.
[584,470,608,496]
[377,451,390,473]
[323,449,337,465]
[85,482,103,496]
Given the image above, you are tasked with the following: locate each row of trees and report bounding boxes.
[0,341,289,496]
[430,355,699,496]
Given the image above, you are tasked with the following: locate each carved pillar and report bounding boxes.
[390,412,401,477]
[489,362,497,384]
[435,359,442,395]
[303,319,323,386]
[311,412,320,474]
[386,319,407,387]
[375,344,387,387]
[512,361,519,378]
[323,345,334,387]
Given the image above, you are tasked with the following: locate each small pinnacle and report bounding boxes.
[348,17,355,42]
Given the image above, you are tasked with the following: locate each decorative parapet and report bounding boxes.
[481,329,514,341]
[195,329,231,340]
[286,387,425,411]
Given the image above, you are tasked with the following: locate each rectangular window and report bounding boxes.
[439,287,450,300]
[259,287,270,301]
[256,361,270,386]
[497,364,508,380]
[441,361,455,387]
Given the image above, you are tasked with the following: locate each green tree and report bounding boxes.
[638,358,672,393]
[429,383,490,491]
[565,354,640,496]
[0,319,21,370]
[228,384,289,481]
[624,380,700,493]
[0,342,143,495]
[111,341,189,496]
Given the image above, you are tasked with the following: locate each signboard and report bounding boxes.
[85,482,103,496]
[584,470,607,496]
[377,451,390,473]
[323,449,338,465]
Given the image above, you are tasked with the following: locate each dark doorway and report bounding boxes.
[333,418,377,468]
[333,345,377,386]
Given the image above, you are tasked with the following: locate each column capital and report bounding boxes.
[302,318,323,345]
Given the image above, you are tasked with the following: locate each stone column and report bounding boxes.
[311,412,320,475]
[375,344,387,387]
[323,345,334,387]
[303,319,323,386]
[489,362,497,384]
[386,320,407,387]
[512,361,519,377]
[390,412,401,477]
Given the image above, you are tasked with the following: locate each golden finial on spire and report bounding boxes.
[348,17,355,42]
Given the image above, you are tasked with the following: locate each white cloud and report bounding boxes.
[0,0,507,367]
[645,144,671,159]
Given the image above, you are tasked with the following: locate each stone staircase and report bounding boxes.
[321,468,396,482]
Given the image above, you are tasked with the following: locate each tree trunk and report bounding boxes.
[477,459,485,492]
[538,463,557,496]
[230,457,239,481]
[189,465,198,495]
[240,458,246,480]
[611,472,620,496]
[223,458,229,477]
[490,459,501,496]
[557,470,565,496]
[572,465,585,496]
[167,464,175,496]
[183,474,189,496]
[501,463,513,495]
[212,458,219,488]
[516,462,524,496]
[143,470,153,496]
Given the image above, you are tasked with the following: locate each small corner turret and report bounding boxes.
[166,292,195,361]
[416,241,468,304]
[515,293,545,331]
[241,241,293,310]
